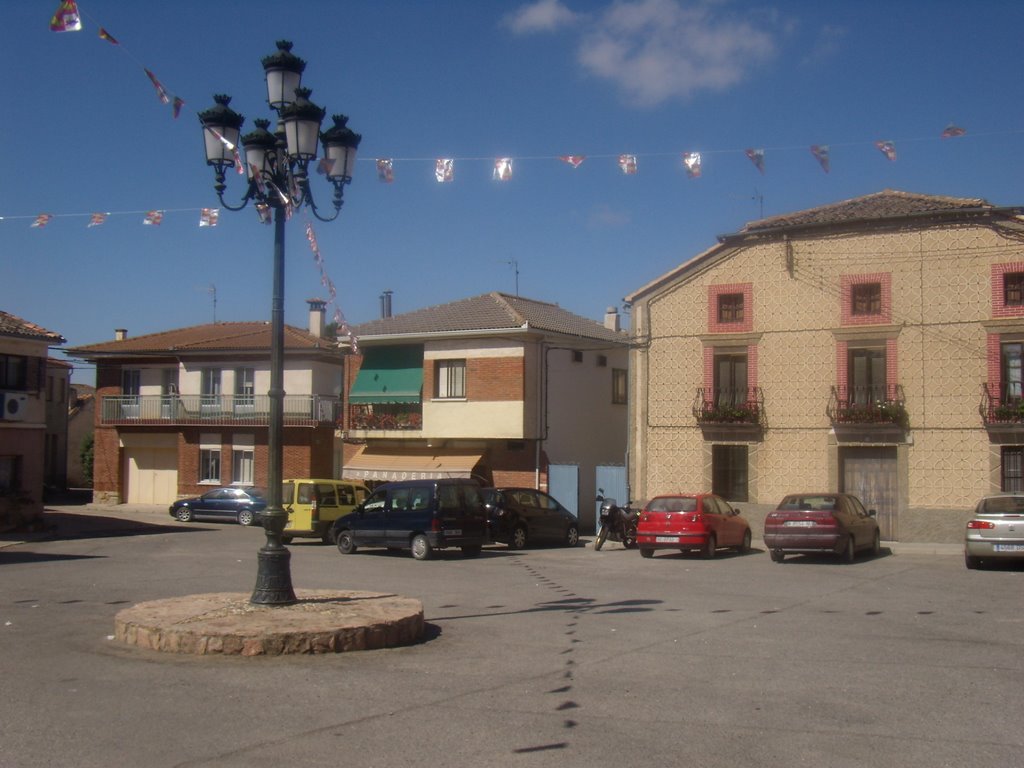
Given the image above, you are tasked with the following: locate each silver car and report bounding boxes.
[964,495,1024,569]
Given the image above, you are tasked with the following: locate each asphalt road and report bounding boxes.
[2,506,1022,768]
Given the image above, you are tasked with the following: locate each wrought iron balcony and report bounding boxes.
[100,394,340,427]
[693,387,764,426]
[980,383,1024,426]
[827,385,907,427]
[347,403,422,432]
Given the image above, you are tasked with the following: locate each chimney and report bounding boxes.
[380,290,393,319]
[115,328,128,341]
[604,306,620,332]
[307,298,327,337]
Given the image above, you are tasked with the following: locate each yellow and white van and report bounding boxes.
[281,479,370,544]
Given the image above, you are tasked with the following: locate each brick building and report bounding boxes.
[66,300,344,505]
[339,292,629,530]
[625,189,1024,543]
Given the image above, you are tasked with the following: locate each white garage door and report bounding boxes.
[126,447,178,504]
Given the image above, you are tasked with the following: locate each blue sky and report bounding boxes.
[3,1,1023,385]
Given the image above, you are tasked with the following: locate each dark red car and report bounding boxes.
[763,492,880,563]
[636,493,751,559]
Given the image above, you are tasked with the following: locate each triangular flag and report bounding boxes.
[745,148,765,174]
[172,96,185,119]
[49,1,81,32]
[255,203,272,224]
[941,123,966,139]
[560,155,586,168]
[376,158,394,183]
[199,208,219,227]
[435,158,454,183]
[143,210,164,226]
[682,152,702,178]
[618,154,638,175]
[144,69,171,105]
[493,158,513,181]
[810,144,830,173]
[31,214,53,228]
[875,140,897,161]
[88,213,107,228]
[316,158,335,176]
[98,27,119,44]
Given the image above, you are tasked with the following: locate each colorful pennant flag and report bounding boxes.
[172,96,185,120]
[560,155,586,168]
[199,208,219,227]
[88,213,107,228]
[435,158,454,183]
[376,158,394,183]
[745,148,765,174]
[255,203,272,224]
[810,144,830,173]
[682,152,702,178]
[315,158,335,176]
[875,140,897,161]
[49,1,81,32]
[143,210,164,226]
[31,214,53,228]
[493,158,513,181]
[98,27,118,45]
[618,154,638,175]
[144,68,170,105]
[941,123,966,139]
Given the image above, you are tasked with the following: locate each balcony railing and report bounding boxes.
[692,387,764,426]
[827,385,907,427]
[100,394,340,427]
[347,403,422,432]
[979,383,1024,426]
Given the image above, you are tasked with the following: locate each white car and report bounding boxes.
[964,495,1024,569]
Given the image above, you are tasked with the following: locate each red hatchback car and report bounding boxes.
[636,494,752,559]
[763,492,880,563]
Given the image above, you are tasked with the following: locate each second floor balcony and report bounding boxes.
[980,383,1024,427]
[100,394,340,427]
[693,387,765,426]
[347,403,423,432]
[827,384,907,428]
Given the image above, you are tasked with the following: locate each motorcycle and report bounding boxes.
[594,492,639,551]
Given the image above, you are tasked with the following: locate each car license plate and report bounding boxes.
[447,529,462,536]
[994,543,1024,552]
[655,536,676,543]
[784,520,815,527]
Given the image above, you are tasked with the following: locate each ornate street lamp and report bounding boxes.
[198,41,361,606]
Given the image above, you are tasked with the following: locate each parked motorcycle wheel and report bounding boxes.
[595,526,608,551]
[623,526,638,549]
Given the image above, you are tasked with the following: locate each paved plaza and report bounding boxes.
[2,505,1021,767]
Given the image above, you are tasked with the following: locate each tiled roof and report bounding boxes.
[353,292,626,344]
[66,322,333,357]
[0,311,65,343]
[737,189,1003,234]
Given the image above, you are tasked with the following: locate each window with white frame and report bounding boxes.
[435,359,466,399]
[201,368,222,410]
[235,367,255,404]
[232,434,255,485]
[199,434,221,484]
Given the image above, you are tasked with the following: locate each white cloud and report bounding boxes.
[588,204,632,228]
[504,0,580,34]
[507,0,781,107]
[801,24,845,67]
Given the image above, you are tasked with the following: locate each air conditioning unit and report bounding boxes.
[0,392,29,421]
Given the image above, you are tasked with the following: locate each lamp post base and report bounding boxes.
[251,546,298,605]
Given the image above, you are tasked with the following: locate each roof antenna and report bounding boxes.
[752,189,764,219]
[504,259,520,296]
[208,284,217,323]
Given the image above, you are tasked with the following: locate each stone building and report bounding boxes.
[625,189,1024,543]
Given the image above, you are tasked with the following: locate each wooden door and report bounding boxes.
[840,447,898,540]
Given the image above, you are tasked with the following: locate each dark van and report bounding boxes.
[330,479,487,560]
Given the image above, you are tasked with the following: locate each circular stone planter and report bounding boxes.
[114,589,424,656]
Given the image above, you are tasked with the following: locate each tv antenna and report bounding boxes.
[504,259,520,296]
[208,284,217,323]
[752,189,764,219]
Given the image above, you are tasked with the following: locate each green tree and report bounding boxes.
[80,434,94,488]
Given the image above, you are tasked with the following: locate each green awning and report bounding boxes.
[349,345,423,404]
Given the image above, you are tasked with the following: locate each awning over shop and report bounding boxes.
[341,447,485,483]
[349,345,423,404]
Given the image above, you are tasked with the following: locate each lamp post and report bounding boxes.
[198,41,361,606]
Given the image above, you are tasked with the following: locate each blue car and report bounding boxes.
[169,487,267,526]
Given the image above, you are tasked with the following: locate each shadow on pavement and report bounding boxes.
[0,512,213,545]
[0,550,107,565]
